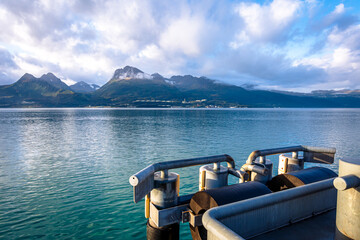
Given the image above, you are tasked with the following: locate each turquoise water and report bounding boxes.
[0,108,359,239]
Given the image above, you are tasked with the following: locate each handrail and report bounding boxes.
[202,178,336,240]
[129,154,235,187]
[246,145,336,164]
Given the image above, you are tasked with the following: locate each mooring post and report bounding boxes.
[334,158,360,240]
[199,164,229,190]
[147,171,179,240]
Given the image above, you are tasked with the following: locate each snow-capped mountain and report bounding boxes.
[2,65,360,108]
[70,81,100,93]
[90,84,100,90]
[111,66,153,80]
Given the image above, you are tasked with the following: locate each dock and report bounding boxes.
[129,146,360,240]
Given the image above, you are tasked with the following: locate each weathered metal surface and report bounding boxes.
[151,172,178,209]
[133,173,154,203]
[241,164,268,175]
[130,155,235,187]
[131,147,335,203]
[130,154,235,202]
[190,182,271,240]
[334,174,360,191]
[150,202,189,227]
[199,164,228,190]
[183,210,203,227]
[228,168,247,183]
[182,210,190,223]
[203,178,336,240]
[335,159,360,240]
[189,211,203,227]
[246,145,336,165]
[278,154,289,174]
[278,153,304,174]
[251,209,336,240]
[250,159,273,184]
[303,151,335,164]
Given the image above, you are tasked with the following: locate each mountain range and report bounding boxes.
[69,81,100,93]
[0,66,359,108]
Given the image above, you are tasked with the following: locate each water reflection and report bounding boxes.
[0,108,359,239]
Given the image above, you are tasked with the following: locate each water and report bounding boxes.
[0,108,359,239]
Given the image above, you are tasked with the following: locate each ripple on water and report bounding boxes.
[0,108,359,240]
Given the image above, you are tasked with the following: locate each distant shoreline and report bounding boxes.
[1,107,360,110]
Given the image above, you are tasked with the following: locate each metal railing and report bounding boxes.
[129,146,336,203]
[129,154,235,203]
[202,178,337,240]
[245,145,336,164]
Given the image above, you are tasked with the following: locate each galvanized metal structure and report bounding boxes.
[202,178,336,240]
[334,158,360,240]
[129,154,235,203]
[202,158,360,240]
[244,145,336,165]
[128,145,338,240]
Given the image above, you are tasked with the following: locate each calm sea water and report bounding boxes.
[0,108,359,239]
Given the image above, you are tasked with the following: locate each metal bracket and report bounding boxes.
[182,211,190,223]
[150,202,189,227]
[133,173,154,203]
[303,151,335,164]
[182,210,203,227]
[190,212,203,227]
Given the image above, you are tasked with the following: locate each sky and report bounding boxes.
[0,0,359,92]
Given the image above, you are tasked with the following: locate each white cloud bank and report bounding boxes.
[0,0,359,91]
[232,0,302,46]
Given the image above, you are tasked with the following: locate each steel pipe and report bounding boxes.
[130,155,235,187]
[246,145,336,164]
[333,175,360,191]
[228,168,247,183]
[241,164,268,175]
[203,220,245,240]
[335,159,360,240]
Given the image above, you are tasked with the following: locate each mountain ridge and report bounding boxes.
[0,73,90,107]
[111,66,153,81]
[39,73,71,90]
[70,81,100,93]
[1,66,360,108]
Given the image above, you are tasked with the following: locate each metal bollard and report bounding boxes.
[147,171,179,240]
[278,153,304,174]
[199,163,228,191]
[334,159,360,240]
[251,157,273,184]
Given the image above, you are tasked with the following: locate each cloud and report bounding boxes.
[232,0,302,45]
[0,0,359,91]
[328,24,360,50]
[293,23,360,90]
[203,44,326,91]
[0,0,216,85]
[222,1,360,91]
[311,3,359,31]
[0,48,19,84]
[159,16,204,57]
[0,48,18,68]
